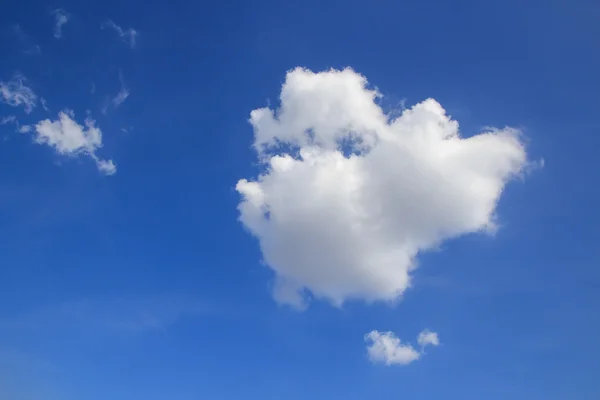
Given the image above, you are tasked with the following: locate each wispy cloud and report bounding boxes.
[0,116,16,125]
[100,98,109,115]
[111,71,130,109]
[112,88,129,107]
[52,9,70,39]
[12,25,41,56]
[101,20,138,48]
[0,296,215,333]
[0,74,37,113]
[40,97,50,112]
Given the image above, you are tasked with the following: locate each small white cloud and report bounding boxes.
[101,20,138,48]
[95,158,117,175]
[417,329,440,348]
[236,67,530,309]
[0,74,37,113]
[365,329,440,366]
[365,331,421,366]
[35,110,101,153]
[52,9,70,39]
[100,99,109,115]
[31,110,116,175]
[18,125,32,133]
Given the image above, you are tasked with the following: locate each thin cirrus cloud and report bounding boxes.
[236,67,531,310]
[365,329,440,366]
[52,9,69,39]
[112,71,130,108]
[40,97,50,112]
[0,297,215,334]
[0,116,17,125]
[21,110,116,175]
[12,24,41,56]
[0,74,37,114]
[112,88,130,107]
[101,20,138,48]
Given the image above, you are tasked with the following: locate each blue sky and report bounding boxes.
[1,0,599,399]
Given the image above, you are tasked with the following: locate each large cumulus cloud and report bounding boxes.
[236,67,528,309]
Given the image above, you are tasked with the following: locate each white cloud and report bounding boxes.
[0,74,37,114]
[32,110,116,175]
[101,20,138,48]
[417,329,440,348]
[18,125,32,133]
[365,329,439,366]
[236,67,529,309]
[365,330,421,366]
[95,158,117,175]
[52,9,69,39]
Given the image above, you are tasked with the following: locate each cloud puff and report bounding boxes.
[418,329,440,348]
[0,74,37,114]
[31,111,116,175]
[365,329,440,366]
[101,20,138,48]
[236,67,529,309]
[52,9,69,39]
[365,329,439,366]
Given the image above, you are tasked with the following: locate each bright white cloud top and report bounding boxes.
[236,67,529,309]
[29,111,116,175]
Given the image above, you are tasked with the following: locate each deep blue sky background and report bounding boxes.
[1,0,599,399]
